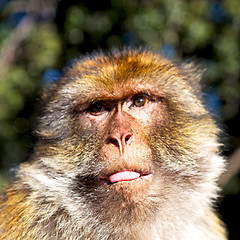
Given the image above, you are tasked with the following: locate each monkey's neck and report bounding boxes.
[1,180,226,240]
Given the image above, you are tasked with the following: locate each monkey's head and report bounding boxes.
[28,49,224,227]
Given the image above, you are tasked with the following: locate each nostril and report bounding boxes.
[123,133,133,145]
[109,134,123,154]
[109,135,121,147]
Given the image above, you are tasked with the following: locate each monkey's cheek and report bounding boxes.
[103,176,153,204]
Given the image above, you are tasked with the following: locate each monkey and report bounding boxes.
[0,48,227,240]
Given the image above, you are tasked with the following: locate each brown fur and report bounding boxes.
[0,49,227,239]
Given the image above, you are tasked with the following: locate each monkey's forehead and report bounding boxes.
[69,49,179,82]
[59,49,193,100]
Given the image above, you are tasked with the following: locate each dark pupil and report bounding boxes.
[90,103,105,113]
[134,97,145,107]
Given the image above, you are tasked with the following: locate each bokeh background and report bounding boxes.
[0,0,240,239]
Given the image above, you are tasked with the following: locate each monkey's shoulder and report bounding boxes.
[0,184,39,239]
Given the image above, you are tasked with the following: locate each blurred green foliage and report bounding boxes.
[0,0,240,238]
[0,22,61,168]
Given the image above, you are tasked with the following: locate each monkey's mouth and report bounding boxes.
[99,170,153,185]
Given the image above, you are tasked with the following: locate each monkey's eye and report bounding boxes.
[88,102,109,115]
[132,95,148,107]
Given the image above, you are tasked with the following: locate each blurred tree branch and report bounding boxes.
[0,0,57,79]
[0,14,36,79]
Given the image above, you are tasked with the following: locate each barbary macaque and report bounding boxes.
[0,49,227,239]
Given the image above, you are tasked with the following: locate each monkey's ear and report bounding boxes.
[180,61,205,97]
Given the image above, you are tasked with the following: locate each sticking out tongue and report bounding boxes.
[109,171,140,183]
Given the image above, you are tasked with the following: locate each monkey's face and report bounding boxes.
[36,50,222,222]
[75,90,166,204]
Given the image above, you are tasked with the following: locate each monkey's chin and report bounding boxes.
[99,171,153,204]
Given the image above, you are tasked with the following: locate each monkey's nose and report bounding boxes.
[109,132,133,153]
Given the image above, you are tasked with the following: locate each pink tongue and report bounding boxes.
[109,171,140,183]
